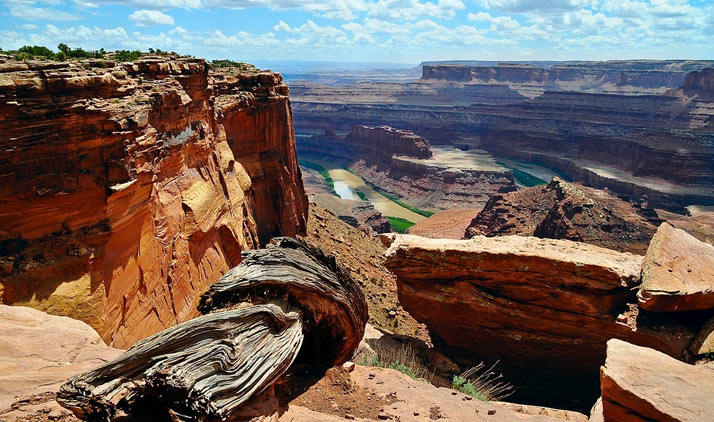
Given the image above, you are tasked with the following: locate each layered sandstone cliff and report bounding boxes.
[0,56,308,348]
[421,61,714,95]
[465,178,661,254]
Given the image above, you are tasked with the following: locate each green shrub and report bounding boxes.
[114,50,142,62]
[359,344,432,382]
[451,362,513,401]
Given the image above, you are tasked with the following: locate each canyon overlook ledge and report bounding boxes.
[0,56,308,348]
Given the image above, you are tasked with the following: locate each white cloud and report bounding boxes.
[367,0,465,20]
[129,9,175,26]
[19,23,39,30]
[9,4,82,20]
[478,0,598,13]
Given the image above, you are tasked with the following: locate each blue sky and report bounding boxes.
[1,0,713,63]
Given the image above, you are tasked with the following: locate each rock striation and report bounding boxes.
[638,222,714,311]
[421,61,714,95]
[384,234,702,407]
[292,64,714,211]
[599,339,714,422]
[0,56,308,348]
[464,178,661,254]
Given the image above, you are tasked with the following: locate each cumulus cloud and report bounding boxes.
[9,4,82,20]
[129,9,175,26]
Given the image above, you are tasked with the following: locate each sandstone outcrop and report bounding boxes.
[599,339,714,422]
[0,56,308,348]
[465,178,661,254]
[0,305,122,420]
[346,125,432,162]
[638,222,714,311]
[384,235,700,406]
[682,67,714,95]
[311,194,391,234]
[58,237,368,421]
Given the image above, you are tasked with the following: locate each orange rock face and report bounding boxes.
[384,235,699,407]
[0,57,307,348]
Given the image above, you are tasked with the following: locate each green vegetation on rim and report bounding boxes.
[386,216,415,234]
[209,60,258,72]
[299,160,337,195]
[1,44,183,62]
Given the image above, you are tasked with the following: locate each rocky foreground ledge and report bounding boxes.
[384,224,714,409]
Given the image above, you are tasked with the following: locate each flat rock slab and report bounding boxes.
[601,339,714,422]
[0,305,122,418]
[638,222,714,311]
[384,235,695,406]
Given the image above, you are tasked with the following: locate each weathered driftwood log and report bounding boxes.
[58,237,367,421]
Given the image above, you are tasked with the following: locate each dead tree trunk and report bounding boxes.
[58,237,368,421]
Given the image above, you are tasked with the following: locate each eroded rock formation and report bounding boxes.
[58,237,368,421]
[0,57,308,348]
[465,178,661,254]
[384,234,704,407]
[599,339,714,422]
[298,128,515,211]
[638,222,714,311]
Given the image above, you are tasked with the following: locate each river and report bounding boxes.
[301,158,426,223]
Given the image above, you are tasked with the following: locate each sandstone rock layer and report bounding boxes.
[0,57,308,348]
[384,235,697,406]
[600,339,714,422]
[639,222,714,311]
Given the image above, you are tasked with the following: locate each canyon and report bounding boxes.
[0,56,308,348]
[292,60,714,213]
[2,54,714,422]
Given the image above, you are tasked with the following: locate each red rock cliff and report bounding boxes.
[0,56,308,348]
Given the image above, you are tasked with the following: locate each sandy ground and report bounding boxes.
[301,158,426,222]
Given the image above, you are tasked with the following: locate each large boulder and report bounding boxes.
[600,339,714,422]
[638,222,714,311]
[384,235,697,406]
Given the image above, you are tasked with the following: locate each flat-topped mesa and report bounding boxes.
[346,125,433,163]
[465,178,661,254]
[384,234,700,407]
[0,56,308,348]
[682,67,714,95]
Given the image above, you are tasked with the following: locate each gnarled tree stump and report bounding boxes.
[58,237,368,421]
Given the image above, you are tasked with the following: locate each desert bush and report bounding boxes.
[451,362,513,401]
[360,343,433,382]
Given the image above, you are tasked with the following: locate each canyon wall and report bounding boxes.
[0,57,308,348]
[292,66,714,211]
[421,60,714,94]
